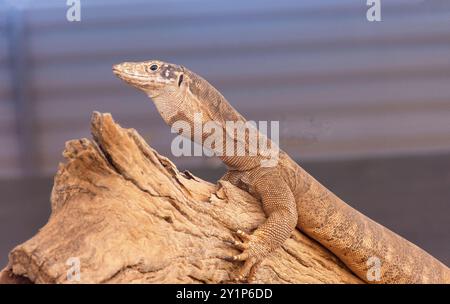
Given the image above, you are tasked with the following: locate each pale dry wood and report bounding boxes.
[1,112,362,284]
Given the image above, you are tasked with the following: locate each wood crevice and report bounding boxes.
[1,112,362,284]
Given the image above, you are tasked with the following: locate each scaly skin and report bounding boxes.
[113,60,449,283]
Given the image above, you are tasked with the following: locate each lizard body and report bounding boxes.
[113,60,449,283]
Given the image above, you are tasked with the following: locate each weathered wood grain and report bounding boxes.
[1,113,361,283]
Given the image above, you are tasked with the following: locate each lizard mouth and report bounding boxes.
[112,66,150,87]
[112,65,124,77]
[112,66,142,80]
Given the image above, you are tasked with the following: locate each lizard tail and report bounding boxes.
[295,171,450,284]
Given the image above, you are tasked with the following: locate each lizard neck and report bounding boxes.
[151,68,279,169]
[152,68,247,139]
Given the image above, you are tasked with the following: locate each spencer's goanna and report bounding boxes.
[113,60,449,283]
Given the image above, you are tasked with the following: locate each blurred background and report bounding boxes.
[0,0,449,268]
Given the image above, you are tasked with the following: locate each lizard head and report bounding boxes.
[113,59,196,125]
[112,60,185,98]
[113,60,233,128]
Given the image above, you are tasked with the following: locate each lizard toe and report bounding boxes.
[232,240,248,251]
[234,229,251,242]
[230,252,250,261]
[219,251,250,262]
[224,238,249,251]
[233,257,260,283]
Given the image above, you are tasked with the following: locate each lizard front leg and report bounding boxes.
[224,170,298,282]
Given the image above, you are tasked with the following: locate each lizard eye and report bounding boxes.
[149,64,158,71]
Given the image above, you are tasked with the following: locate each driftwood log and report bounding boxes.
[0,112,362,284]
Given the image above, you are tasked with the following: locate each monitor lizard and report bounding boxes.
[112,60,449,283]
